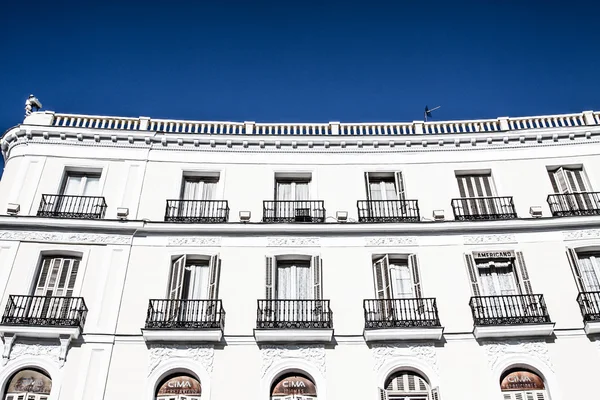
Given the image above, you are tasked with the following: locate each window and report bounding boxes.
[373,255,421,299]
[168,255,220,300]
[465,251,532,297]
[566,249,600,292]
[548,166,589,194]
[34,256,80,297]
[61,172,100,196]
[271,373,316,400]
[3,369,52,400]
[365,172,405,201]
[455,171,495,198]
[378,371,441,400]
[265,256,321,300]
[275,176,310,201]
[181,175,218,201]
[155,374,201,400]
[500,369,548,400]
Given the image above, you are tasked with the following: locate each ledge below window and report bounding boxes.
[473,323,555,339]
[254,329,334,343]
[364,327,444,342]
[0,325,81,340]
[141,329,223,343]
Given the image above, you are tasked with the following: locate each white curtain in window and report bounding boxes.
[384,181,398,200]
[390,264,413,298]
[183,179,216,201]
[579,256,600,292]
[478,263,518,296]
[369,182,383,200]
[63,174,100,196]
[295,182,310,200]
[187,263,210,299]
[277,182,293,200]
[277,263,311,299]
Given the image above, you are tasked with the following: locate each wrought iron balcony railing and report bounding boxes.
[451,196,517,221]
[262,200,326,223]
[145,299,225,330]
[577,291,600,322]
[547,192,600,217]
[164,200,230,223]
[37,194,107,219]
[364,298,441,329]
[1,295,87,328]
[256,300,332,329]
[357,200,420,222]
[469,295,551,325]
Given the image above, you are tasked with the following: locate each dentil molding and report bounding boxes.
[260,345,326,378]
[148,344,214,375]
[482,340,553,372]
[371,343,439,374]
[167,236,222,246]
[267,237,320,247]
[562,229,600,241]
[0,230,130,245]
[463,234,517,245]
[365,237,418,246]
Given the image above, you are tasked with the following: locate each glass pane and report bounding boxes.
[296,265,311,299]
[63,175,82,195]
[384,181,398,200]
[82,176,100,196]
[369,182,383,200]
[295,183,309,200]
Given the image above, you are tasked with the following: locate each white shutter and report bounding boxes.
[409,254,422,298]
[35,257,79,297]
[168,255,186,299]
[208,255,220,299]
[566,248,584,291]
[552,168,571,193]
[431,386,441,400]
[464,254,481,296]
[373,255,391,299]
[365,172,372,200]
[378,388,389,400]
[514,252,533,294]
[394,172,405,200]
[312,255,322,299]
[265,256,276,299]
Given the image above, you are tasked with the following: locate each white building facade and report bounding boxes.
[0,110,600,400]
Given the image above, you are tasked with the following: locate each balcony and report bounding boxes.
[469,295,554,339]
[363,298,443,341]
[577,291,600,335]
[142,299,225,342]
[357,200,420,223]
[254,299,333,343]
[37,194,107,219]
[547,192,600,217]
[0,295,87,339]
[164,200,230,223]
[262,200,325,223]
[451,196,517,221]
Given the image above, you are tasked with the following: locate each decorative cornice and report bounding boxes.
[482,340,553,372]
[260,345,326,378]
[562,229,600,241]
[167,236,222,246]
[267,237,320,247]
[371,343,439,374]
[365,236,418,246]
[463,234,517,245]
[0,230,130,245]
[148,344,214,376]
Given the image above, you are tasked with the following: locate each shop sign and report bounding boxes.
[501,370,545,391]
[157,375,202,395]
[7,370,52,394]
[473,250,515,259]
[272,376,317,396]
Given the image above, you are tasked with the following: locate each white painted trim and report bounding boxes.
[254,329,333,343]
[491,355,560,400]
[146,357,211,400]
[363,327,444,341]
[0,325,80,339]
[377,355,440,389]
[0,356,62,400]
[473,323,555,339]
[142,329,223,342]
[261,357,326,400]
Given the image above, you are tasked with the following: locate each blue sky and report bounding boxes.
[1,1,599,131]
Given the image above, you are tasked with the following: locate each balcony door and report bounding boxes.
[365,172,408,219]
[179,176,218,219]
[274,178,311,221]
[548,166,595,211]
[456,172,498,216]
[574,253,600,292]
[58,172,101,215]
[29,256,80,321]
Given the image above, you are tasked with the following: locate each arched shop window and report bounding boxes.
[379,370,441,399]
[156,373,202,400]
[500,369,548,400]
[271,373,317,400]
[4,369,52,400]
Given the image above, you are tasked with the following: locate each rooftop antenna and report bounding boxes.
[424,105,441,122]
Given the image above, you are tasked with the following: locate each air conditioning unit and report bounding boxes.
[432,210,445,221]
[295,208,311,222]
[117,207,129,220]
[529,206,543,218]
[239,211,251,223]
[6,203,20,215]
[336,211,348,222]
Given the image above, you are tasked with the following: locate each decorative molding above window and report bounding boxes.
[482,340,554,372]
[0,230,130,245]
[167,236,222,246]
[563,229,600,240]
[148,344,214,376]
[463,234,517,244]
[7,342,62,367]
[267,237,320,247]
[260,345,326,378]
[365,237,418,247]
[371,343,439,374]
